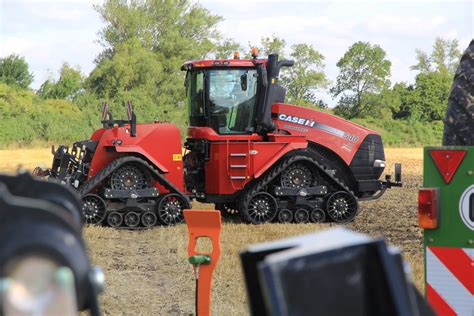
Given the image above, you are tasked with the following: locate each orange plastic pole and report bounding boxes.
[183,210,221,316]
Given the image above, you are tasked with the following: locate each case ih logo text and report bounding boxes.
[278,114,315,127]
[278,113,359,143]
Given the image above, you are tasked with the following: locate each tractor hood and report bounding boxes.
[272,103,381,165]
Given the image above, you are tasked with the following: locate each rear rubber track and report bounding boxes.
[79,156,190,228]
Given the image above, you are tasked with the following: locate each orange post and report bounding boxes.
[183,210,221,316]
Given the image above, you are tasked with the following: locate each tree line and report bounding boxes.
[0,0,463,147]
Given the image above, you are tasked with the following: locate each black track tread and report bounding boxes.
[443,40,474,145]
[307,144,355,192]
[79,156,190,229]
[238,152,358,224]
[79,156,185,199]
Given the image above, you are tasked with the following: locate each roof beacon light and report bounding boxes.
[233,52,240,60]
[251,47,259,59]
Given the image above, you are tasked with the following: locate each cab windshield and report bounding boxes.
[186,68,258,134]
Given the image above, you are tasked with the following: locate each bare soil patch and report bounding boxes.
[0,148,424,315]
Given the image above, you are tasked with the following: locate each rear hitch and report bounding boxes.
[359,163,402,201]
[384,163,403,188]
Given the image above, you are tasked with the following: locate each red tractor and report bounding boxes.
[36,52,401,227]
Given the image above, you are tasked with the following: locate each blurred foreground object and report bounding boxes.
[419,148,474,315]
[0,173,103,316]
[241,227,434,316]
[426,39,474,315]
[184,210,221,316]
[443,39,474,146]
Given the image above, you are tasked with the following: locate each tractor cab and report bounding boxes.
[185,66,258,134]
[181,52,294,136]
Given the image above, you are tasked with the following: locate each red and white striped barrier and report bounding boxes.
[426,246,474,315]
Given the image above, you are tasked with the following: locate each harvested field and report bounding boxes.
[0,148,424,315]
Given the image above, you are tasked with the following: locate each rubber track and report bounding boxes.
[308,145,354,190]
[79,156,189,204]
[238,153,358,223]
[79,157,190,228]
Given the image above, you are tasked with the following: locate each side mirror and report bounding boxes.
[240,73,248,91]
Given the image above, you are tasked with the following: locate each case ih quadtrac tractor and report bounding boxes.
[35,52,401,228]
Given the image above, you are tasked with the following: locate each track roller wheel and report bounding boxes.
[240,192,278,224]
[326,191,358,223]
[310,208,326,223]
[277,209,293,223]
[124,212,140,227]
[110,163,151,191]
[294,208,310,223]
[157,193,188,225]
[81,194,107,224]
[280,162,316,189]
[107,211,123,227]
[141,211,157,227]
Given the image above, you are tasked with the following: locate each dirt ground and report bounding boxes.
[0,148,424,315]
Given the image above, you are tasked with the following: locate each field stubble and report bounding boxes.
[0,148,424,315]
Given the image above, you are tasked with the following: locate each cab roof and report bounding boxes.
[181,59,267,71]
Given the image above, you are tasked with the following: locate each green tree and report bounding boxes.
[247,36,329,108]
[38,63,84,100]
[247,34,286,58]
[411,70,452,121]
[389,82,415,120]
[402,37,461,122]
[88,38,161,99]
[331,41,391,118]
[260,35,286,56]
[411,37,462,75]
[280,43,328,105]
[214,38,243,59]
[0,54,34,88]
[95,0,221,61]
[388,72,451,122]
[89,0,222,126]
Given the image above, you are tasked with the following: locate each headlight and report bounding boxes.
[1,256,77,316]
[374,159,386,168]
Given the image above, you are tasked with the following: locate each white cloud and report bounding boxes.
[12,0,102,4]
[365,15,447,38]
[0,37,33,57]
[33,5,87,22]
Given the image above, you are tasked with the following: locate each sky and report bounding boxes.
[0,0,472,105]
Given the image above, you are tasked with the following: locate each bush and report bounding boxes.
[0,82,443,148]
[0,83,96,148]
[353,117,442,147]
